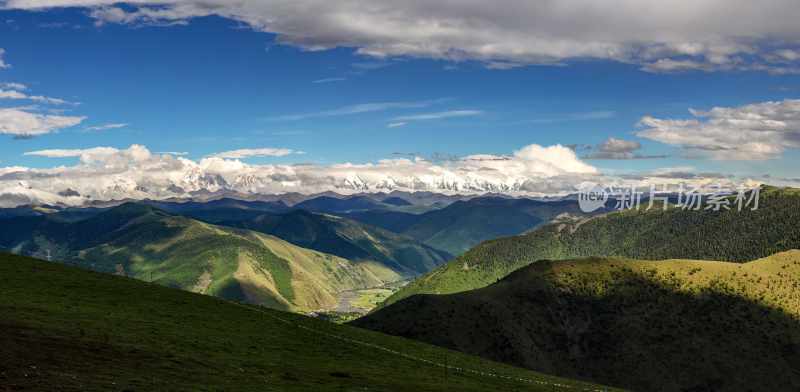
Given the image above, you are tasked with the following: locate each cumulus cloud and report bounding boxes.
[636,99,800,160]
[83,123,129,131]
[0,143,606,206]
[584,137,667,160]
[1,143,786,207]
[0,48,8,69]
[5,1,800,72]
[0,108,86,137]
[208,148,298,159]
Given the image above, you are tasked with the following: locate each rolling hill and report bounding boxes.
[0,252,616,392]
[354,251,800,391]
[0,203,401,313]
[219,209,452,276]
[385,186,800,305]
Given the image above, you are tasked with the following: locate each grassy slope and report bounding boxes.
[0,253,616,392]
[221,209,452,276]
[354,251,800,391]
[0,204,401,313]
[385,186,800,305]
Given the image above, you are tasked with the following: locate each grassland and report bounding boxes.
[355,251,800,391]
[0,252,617,392]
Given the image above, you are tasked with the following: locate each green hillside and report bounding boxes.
[0,252,617,392]
[385,186,800,305]
[354,251,800,391]
[0,203,400,313]
[220,209,452,276]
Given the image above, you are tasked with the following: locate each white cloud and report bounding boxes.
[209,148,298,159]
[583,137,667,160]
[525,111,617,124]
[0,89,72,105]
[2,142,787,207]
[270,99,446,121]
[386,122,406,128]
[392,110,482,122]
[0,48,9,69]
[0,108,86,137]
[1,143,604,205]
[0,82,27,91]
[585,138,641,159]
[24,147,119,159]
[6,1,800,72]
[312,77,346,84]
[83,123,129,131]
[636,99,800,160]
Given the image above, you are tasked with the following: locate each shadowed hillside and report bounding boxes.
[0,253,617,392]
[354,251,800,391]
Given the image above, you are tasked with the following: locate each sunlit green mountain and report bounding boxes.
[385,186,800,305]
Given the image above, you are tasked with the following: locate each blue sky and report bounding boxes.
[1,1,800,203]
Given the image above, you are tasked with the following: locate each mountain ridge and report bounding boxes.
[219,209,452,276]
[0,203,401,313]
[384,185,800,305]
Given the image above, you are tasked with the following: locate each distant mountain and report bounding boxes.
[219,209,452,276]
[0,252,613,391]
[371,191,473,207]
[293,195,390,213]
[354,251,800,392]
[0,203,400,313]
[342,210,424,233]
[346,197,592,255]
[143,197,289,222]
[384,186,800,306]
[401,197,590,255]
[381,196,413,206]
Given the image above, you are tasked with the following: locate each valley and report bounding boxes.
[2,186,799,391]
[0,203,404,313]
[5,7,799,390]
